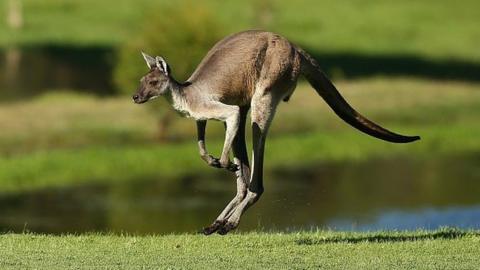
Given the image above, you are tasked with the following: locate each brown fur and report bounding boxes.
[187,31,301,105]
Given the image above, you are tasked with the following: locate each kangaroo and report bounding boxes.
[132,30,420,235]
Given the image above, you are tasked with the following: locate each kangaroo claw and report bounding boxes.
[208,156,221,167]
[205,155,238,172]
[226,162,239,172]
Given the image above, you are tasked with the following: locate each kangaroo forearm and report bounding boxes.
[196,120,209,157]
[219,112,240,164]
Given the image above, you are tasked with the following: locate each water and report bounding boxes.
[0,46,114,101]
[0,155,478,234]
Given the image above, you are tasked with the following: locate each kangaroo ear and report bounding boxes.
[141,51,156,69]
[155,56,169,75]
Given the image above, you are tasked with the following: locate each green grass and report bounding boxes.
[1,78,479,193]
[1,229,479,269]
[1,0,479,62]
[0,123,479,194]
[2,78,479,154]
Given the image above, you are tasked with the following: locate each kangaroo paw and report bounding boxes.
[219,158,239,172]
[204,155,221,168]
[204,155,239,172]
[226,162,239,172]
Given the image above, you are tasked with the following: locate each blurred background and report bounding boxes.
[0,0,479,234]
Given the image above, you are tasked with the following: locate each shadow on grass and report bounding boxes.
[306,50,480,82]
[295,228,479,245]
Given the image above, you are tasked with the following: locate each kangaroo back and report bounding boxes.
[298,48,420,143]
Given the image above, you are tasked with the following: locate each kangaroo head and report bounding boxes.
[133,52,171,104]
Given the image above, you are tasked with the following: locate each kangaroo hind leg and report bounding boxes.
[202,106,251,235]
[217,92,279,234]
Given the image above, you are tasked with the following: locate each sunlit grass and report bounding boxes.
[1,77,479,153]
[0,92,156,155]
[0,0,479,62]
[1,228,479,269]
[0,122,478,194]
[0,78,479,193]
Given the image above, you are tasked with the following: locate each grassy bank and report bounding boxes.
[0,123,478,193]
[1,0,479,62]
[1,78,479,154]
[0,78,479,193]
[1,229,479,269]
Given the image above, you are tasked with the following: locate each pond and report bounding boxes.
[0,46,115,102]
[0,154,479,234]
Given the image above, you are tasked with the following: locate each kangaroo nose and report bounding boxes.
[132,94,139,101]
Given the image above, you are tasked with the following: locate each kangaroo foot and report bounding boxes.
[201,220,225,235]
[217,221,238,235]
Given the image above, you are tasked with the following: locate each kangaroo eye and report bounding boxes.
[149,80,159,86]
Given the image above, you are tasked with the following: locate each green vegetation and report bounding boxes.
[1,78,479,193]
[1,229,479,269]
[112,2,226,137]
[1,0,479,62]
[114,1,225,91]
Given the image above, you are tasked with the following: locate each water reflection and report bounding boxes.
[0,155,479,234]
[0,46,114,101]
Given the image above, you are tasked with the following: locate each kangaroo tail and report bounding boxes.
[297,48,420,143]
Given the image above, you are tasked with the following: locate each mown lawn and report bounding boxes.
[1,229,479,269]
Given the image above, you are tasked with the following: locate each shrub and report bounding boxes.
[114,3,225,94]
[113,2,225,140]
